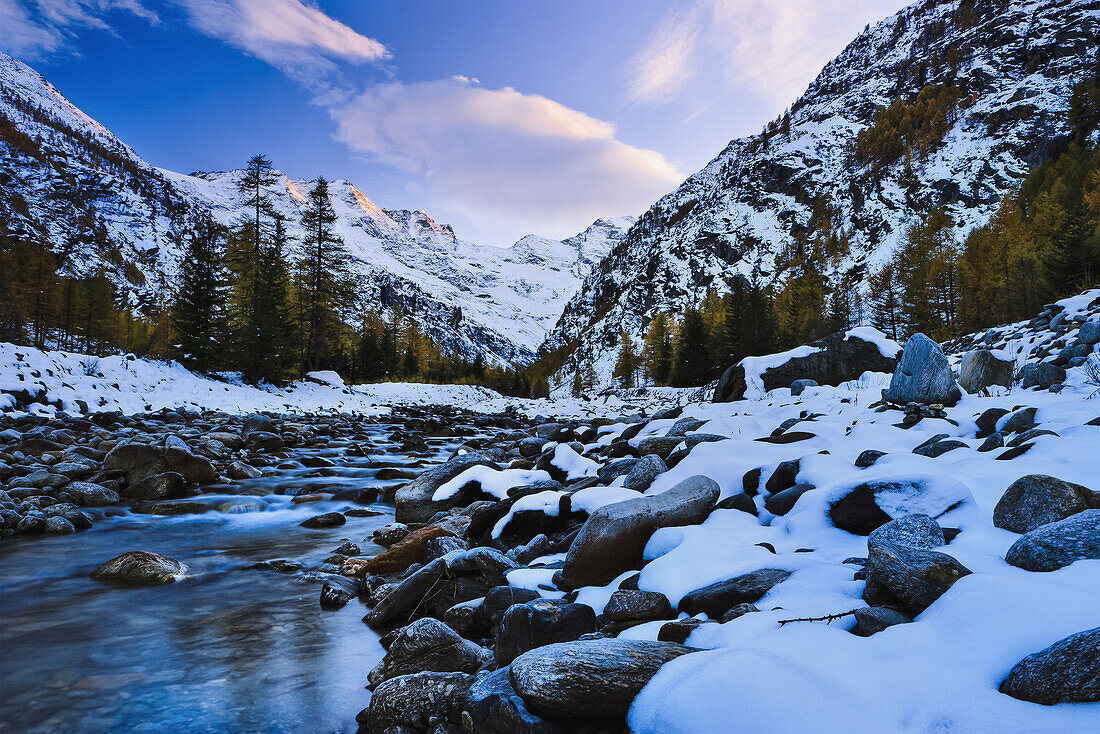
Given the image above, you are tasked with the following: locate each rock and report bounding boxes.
[1019,362,1067,390]
[855,450,886,468]
[829,478,972,535]
[44,515,76,534]
[883,333,961,406]
[561,475,719,588]
[366,671,473,734]
[424,536,468,563]
[764,483,814,516]
[357,526,455,575]
[602,590,673,623]
[244,431,283,452]
[999,627,1100,705]
[714,328,899,402]
[978,433,1004,452]
[657,618,710,643]
[483,586,542,626]
[912,439,967,458]
[790,379,818,396]
[509,639,695,722]
[636,437,683,460]
[495,600,597,666]
[335,541,361,556]
[463,667,570,734]
[869,514,945,550]
[365,556,493,630]
[975,407,1009,438]
[622,455,667,490]
[993,475,1099,534]
[320,575,360,610]
[395,452,497,524]
[1079,320,1100,344]
[765,458,800,494]
[373,522,411,546]
[678,568,792,618]
[15,511,46,534]
[720,602,760,623]
[241,413,278,441]
[715,492,757,515]
[300,512,346,528]
[103,442,167,484]
[1004,510,1100,572]
[90,550,185,584]
[227,461,262,480]
[998,407,1037,434]
[123,471,188,500]
[958,349,1014,393]
[67,481,119,507]
[863,540,971,614]
[368,618,492,688]
[852,606,912,636]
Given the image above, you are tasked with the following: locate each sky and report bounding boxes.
[1,0,910,245]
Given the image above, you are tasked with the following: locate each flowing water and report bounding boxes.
[0,421,462,734]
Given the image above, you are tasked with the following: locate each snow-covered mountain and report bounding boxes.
[544,0,1100,389]
[0,51,632,366]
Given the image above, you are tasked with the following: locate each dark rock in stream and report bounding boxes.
[89,550,186,585]
[300,512,346,528]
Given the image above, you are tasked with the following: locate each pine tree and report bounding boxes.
[245,215,295,383]
[296,177,355,373]
[670,308,710,387]
[612,330,639,388]
[868,264,903,340]
[641,312,674,386]
[172,214,229,372]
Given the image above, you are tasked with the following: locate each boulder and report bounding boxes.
[354,525,455,576]
[509,639,696,722]
[958,349,1014,393]
[103,442,168,484]
[855,450,887,468]
[368,618,492,688]
[883,333,962,406]
[622,455,667,490]
[365,671,473,734]
[560,475,719,588]
[678,568,791,618]
[868,514,945,550]
[993,475,1099,534]
[395,452,497,524]
[300,512,345,529]
[483,586,542,627]
[1019,362,1067,390]
[463,667,570,734]
[657,618,711,644]
[975,407,1009,438]
[829,478,972,536]
[714,328,899,402]
[67,481,119,507]
[1004,510,1100,572]
[852,606,912,636]
[602,590,673,623]
[495,600,597,666]
[636,437,684,460]
[320,575,360,610]
[863,540,971,614]
[123,472,188,501]
[764,484,814,516]
[999,627,1100,704]
[790,379,818,396]
[364,555,494,630]
[90,550,185,585]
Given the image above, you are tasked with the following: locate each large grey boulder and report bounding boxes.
[365,671,473,734]
[368,618,492,688]
[958,349,1014,393]
[677,568,791,618]
[495,599,596,666]
[883,333,962,406]
[999,627,1100,704]
[864,539,971,614]
[994,475,1099,534]
[1005,510,1100,572]
[714,328,899,402]
[90,550,185,585]
[394,451,497,524]
[560,475,719,588]
[509,639,696,722]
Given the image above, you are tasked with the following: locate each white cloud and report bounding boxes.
[0,0,158,58]
[330,76,685,236]
[628,0,910,108]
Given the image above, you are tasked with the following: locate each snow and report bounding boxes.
[491,490,563,540]
[569,486,644,514]
[844,327,901,359]
[549,443,600,480]
[432,466,551,502]
[305,371,345,387]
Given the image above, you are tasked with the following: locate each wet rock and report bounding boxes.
[368,618,492,688]
[993,475,1099,534]
[123,472,188,501]
[852,606,912,636]
[883,333,961,406]
[508,639,696,722]
[1004,510,1100,572]
[495,599,596,666]
[356,526,457,575]
[424,536,468,563]
[999,627,1100,704]
[320,575,360,610]
[373,522,411,546]
[90,550,185,584]
[227,461,262,480]
[395,452,497,524]
[462,667,570,734]
[66,481,119,507]
[863,539,971,614]
[959,349,1014,393]
[678,569,791,618]
[483,586,542,627]
[365,671,473,734]
[335,541,361,556]
[16,511,45,534]
[561,475,719,588]
[44,515,76,534]
[602,590,673,623]
[300,512,346,529]
[365,556,493,630]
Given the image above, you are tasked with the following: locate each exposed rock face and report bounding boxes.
[958,349,1014,393]
[394,452,497,524]
[89,551,185,585]
[999,627,1100,705]
[508,639,696,722]
[994,475,1099,534]
[883,334,962,407]
[714,329,899,402]
[560,475,719,588]
[1005,510,1100,572]
[678,568,792,618]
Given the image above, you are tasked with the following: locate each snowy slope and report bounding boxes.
[545,0,1100,389]
[0,51,631,366]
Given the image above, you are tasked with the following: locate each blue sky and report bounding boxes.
[1,0,908,244]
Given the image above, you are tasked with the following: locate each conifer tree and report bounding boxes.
[641,312,674,386]
[172,214,229,372]
[245,214,295,383]
[612,331,639,388]
[868,264,903,340]
[670,308,710,387]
